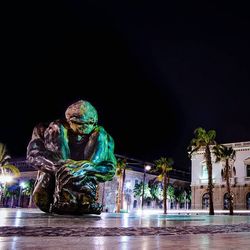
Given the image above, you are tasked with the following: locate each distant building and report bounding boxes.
[98,168,190,213]
[191,141,250,210]
[6,156,191,211]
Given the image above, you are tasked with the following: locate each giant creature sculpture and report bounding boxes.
[26,100,117,215]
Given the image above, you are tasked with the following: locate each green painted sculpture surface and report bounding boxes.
[26,100,117,214]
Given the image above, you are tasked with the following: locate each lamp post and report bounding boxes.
[141,164,151,210]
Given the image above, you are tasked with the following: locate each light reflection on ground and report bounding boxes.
[1,208,250,249]
[1,208,250,228]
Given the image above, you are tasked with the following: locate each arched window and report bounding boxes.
[244,157,250,177]
[133,200,137,208]
[246,193,250,210]
[246,165,250,177]
[202,193,209,209]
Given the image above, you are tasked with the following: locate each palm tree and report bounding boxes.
[0,143,20,204]
[0,143,20,180]
[188,127,216,215]
[213,144,236,215]
[154,157,173,214]
[115,158,127,213]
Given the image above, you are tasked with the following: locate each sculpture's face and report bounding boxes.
[66,100,98,135]
[69,119,96,135]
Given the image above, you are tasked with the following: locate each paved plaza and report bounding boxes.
[1,208,250,249]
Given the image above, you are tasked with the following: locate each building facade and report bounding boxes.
[98,169,190,213]
[3,158,190,211]
[191,141,250,210]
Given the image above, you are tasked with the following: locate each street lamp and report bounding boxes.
[141,164,151,210]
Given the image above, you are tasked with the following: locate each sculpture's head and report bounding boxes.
[65,100,98,135]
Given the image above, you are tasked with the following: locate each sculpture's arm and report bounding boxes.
[26,122,66,174]
[89,127,117,181]
[57,127,117,186]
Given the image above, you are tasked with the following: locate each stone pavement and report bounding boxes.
[1,208,250,249]
[1,223,250,237]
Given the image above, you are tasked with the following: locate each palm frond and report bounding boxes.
[207,130,216,141]
[188,145,201,157]
[2,164,20,177]
[157,174,163,182]
[0,143,11,165]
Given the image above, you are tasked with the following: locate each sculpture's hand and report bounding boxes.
[55,160,114,188]
[28,156,60,174]
[55,161,92,188]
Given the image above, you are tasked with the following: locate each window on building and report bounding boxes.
[201,163,208,179]
[223,193,230,209]
[202,193,209,209]
[247,165,250,177]
[133,200,137,208]
[246,193,250,210]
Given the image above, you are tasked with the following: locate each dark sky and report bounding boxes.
[1,1,249,171]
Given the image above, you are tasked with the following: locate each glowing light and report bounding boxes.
[0,175,13,183]
[125,182,131,189]
[19,182,27,188]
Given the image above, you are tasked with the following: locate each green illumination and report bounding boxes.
[27,100,116,215]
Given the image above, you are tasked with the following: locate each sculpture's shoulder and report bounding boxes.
[44,119,69,137]
[27,119,70,162]
[29,119,69,148]
[93,126,114,143]
[96,126,108,135]
[46,119,68,130]
[30,122,49,140]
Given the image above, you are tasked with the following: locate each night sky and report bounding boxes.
[1,2,249,171]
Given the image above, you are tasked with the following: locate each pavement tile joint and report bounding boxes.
[1,224,250,237]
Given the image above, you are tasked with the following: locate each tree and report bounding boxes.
[213,144,236,215]
[154,157,173,214]
[148,180,163,208]
[0,143,20,203]
[174,187,187,209]
[0,143,20,177]
[149,181,162,201]
[188,127,216,215]
[184,187,192,209]
[133,182,152,204]
[2,183,19,207]
[115,158,127,213]
[167,185,175,207]
[21,179,35,208]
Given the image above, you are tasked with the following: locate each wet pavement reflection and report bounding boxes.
[0,208,250,249]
